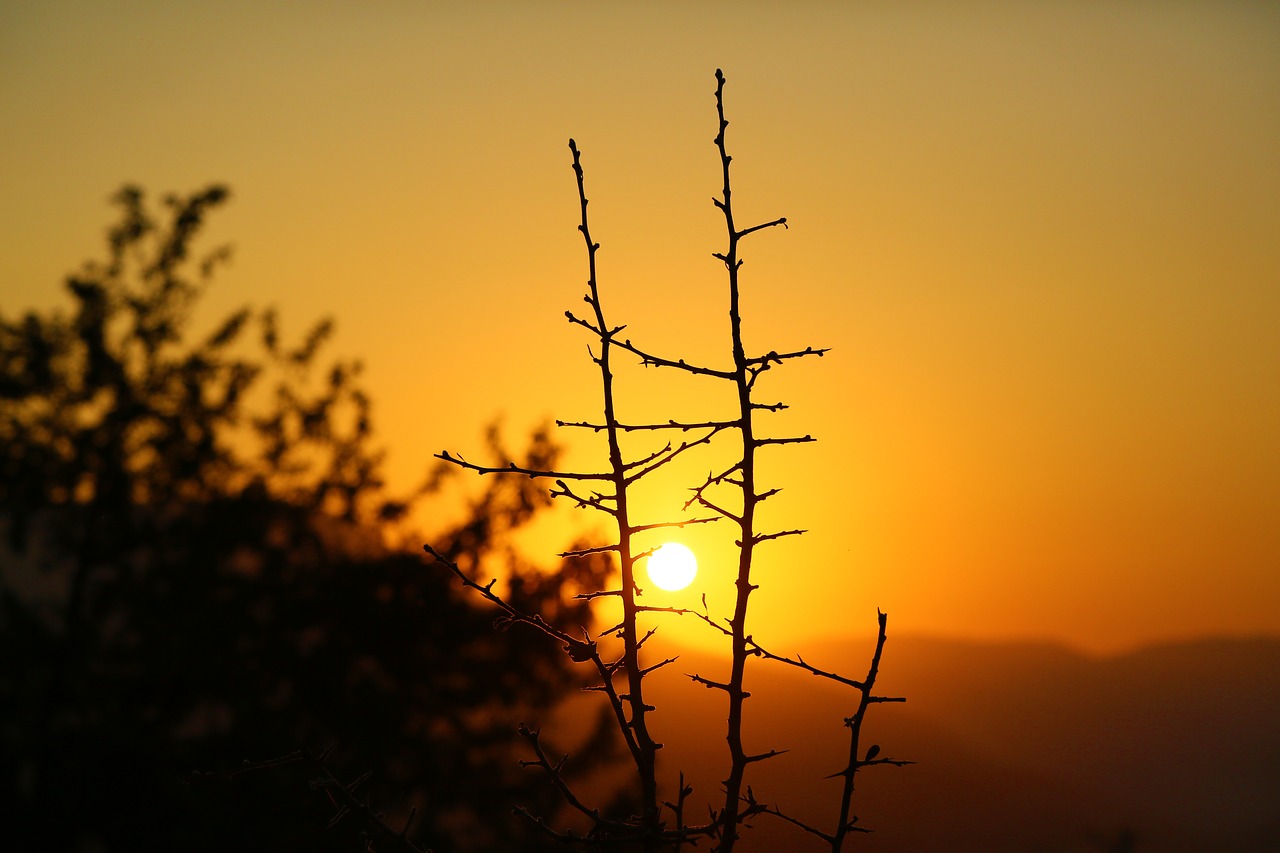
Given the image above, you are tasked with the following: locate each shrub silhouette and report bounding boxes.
[0,186,620,851]
[431,70,908,851]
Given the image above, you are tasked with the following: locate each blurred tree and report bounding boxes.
[0,186,618,852]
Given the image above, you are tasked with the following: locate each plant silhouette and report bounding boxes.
[432,71,908,851]
[0,186,622,851]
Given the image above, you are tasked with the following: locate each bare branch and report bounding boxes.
[559,543,620,559]
[683,462,743,512]
[737,216,789,239]
[622,440,675,472]
[828,610,909,849]
[575,588,623,601]
[436,450,612,482]
[549,479,618,514]
[432,72,906,853]
[751,528,807,545]
[757,804,841,843]
[753,435,815,448]
[626,425,730,484]
[744,748,789,764]
[688,673,733,692]
[517,724,635,831]
[693,494,742,526]
[636,604,699,618]
[632,516,721,533]
[558,417,742,433]
[744,345,829,366]
[425,544,575,645]
[611,336,736,379]
[639,656,679,677]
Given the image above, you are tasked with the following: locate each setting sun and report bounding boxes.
[646,542,698,591]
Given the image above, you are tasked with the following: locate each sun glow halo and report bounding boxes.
[646,542,698,592]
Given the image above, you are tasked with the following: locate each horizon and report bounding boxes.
[3,1,1277,655]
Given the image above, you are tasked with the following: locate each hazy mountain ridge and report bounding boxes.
[641,634,1280,852]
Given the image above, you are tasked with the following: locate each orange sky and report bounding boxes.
[3,1,1277,654]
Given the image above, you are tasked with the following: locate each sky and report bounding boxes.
[2,1,1278,655]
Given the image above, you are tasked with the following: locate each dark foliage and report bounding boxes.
[0,186,618,851]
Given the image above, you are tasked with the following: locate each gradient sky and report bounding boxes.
[3,1,1277,654]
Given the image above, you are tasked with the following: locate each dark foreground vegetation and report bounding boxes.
[0,185,620,851]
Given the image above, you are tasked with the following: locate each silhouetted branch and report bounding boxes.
[690,674,733,692]
[684,462,747,521]
[625,425,731,484]
[517,724,640,835]
[426,544,574,644]
[431,69,905,853]
[435,449,611,482]
[559,543,620,558]
[755,803,843,844]
[745,345,830,366]
[750,528,807,545]
[753,435,816,447]
[693,495,742,526]
[574,588,623,601]
[567,135,666,845]
[631,516,721,533]
[558,417,742,432]
[639,656,679,677]
[744,748,789,764]
[735,216,790,239]
[606,334,737,380]
[828,610,911,849]
[662,772,695,852]
[549,479,618,514]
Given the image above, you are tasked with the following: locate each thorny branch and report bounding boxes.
[558,417,742,432]
[425,544,646,776]
[828,611,914,850]
[434,449,612,482]
[428,68,907,852]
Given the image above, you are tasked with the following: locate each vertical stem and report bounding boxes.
[831,611,889,851]
[569,140,661,848]
[713,68,756,853]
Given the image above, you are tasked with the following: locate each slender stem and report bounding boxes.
[706,68,790,852]
[569,139,662,849]
[832,610,892,851]
[715,67,755,853]
[433,71,906,852]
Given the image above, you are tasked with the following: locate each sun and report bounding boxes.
[646,542,698,591]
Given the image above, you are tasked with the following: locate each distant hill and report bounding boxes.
[633,634,1280,852]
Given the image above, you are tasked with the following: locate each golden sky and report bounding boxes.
[3,1,1277,654]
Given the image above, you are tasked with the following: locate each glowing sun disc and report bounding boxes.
[647,542,697,591]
